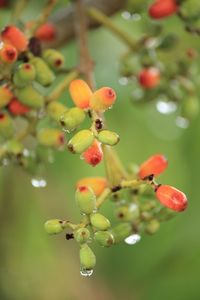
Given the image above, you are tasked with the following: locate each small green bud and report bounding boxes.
[115,204,139,222]
[5,139,24,156]
[90,213,110,230]
[15,85,45,109]
[145,219,160,235]
[47,102,68,122]
[181,97,199,121]
[60,107,85,131]
[75,186,96,214]
[67,129,94,154]
[30,57,55,86]
[0,112,14,138]
[80,244,96,270]
[94,231,114,247]
[13,63,36,87]
[110,223,132,244]
[42,49,65,71]
[74,228,90,243]
[97,130,120,146]
[44,219,64,235]
[37,128,64,147]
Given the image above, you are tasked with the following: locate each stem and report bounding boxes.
[11,0,28,23]
[96,187,111,208]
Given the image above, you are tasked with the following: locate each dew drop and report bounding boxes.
[156,100,177,115]
[80,269,93,277]
[119,77,129,86]
[176,116,189,129]
[121,11,131,20]
[31,177,47,188]
[125,234,141,245]
[2,158,9,166]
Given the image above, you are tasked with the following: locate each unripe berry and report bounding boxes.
[115,204,139,222]
[42,49,65,70]
[0,43,17,64]
[82,140,103,167]
[1,25,28,52]
[75,186,96,215]
[79,244,96,270]
[37,128,65,147]
[156,185,188,212]
[76,177,108,196]
[89,87,116,112]
[181,97,199,121]
[5,139,24,156]
[94,231,114,247]
[97,130,120,146]
[0,86,13,108]
[0,112,14,138]
[69,79,93,109]
[44,219,64,235]
[67,129,94,154]
[148,0,178,19]
[13,63,36,88]
[110,223,132,244]
[35,23,56,42]
[60,107,85,131]
[15,85,45,109]
[30,57,55,86]
[145,219,160,234]
[90,213,110,230]
[47,102,68,122]
[74,228,90,243]
[138,154,168,179]
[138,67,160,89]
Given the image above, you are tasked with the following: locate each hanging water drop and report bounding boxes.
[80,269,93,277]
[125,234,141,245]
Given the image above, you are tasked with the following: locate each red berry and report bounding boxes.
[0,0,8,8]
[0,43,17,64]
[149,0,178,19]
[35,23,56,42]
[8,98,30,115]
[138,154,168,179]
[82,140,103,167]
[156,185,188,212]
[1,25,28,52]
[90,87,117,112]
[138,67,160,89]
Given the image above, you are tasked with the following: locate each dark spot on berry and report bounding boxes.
[6,49,16,60]
[118,213,124,218]
[95,119,103,130]
[55,59,62,67]
[66,233,74,240]
[67,144,75,153]
[111,185,121,193]
[79,186,87,192]
[88,110,92,118]
[58,133,64,145]
[24,63,31,70]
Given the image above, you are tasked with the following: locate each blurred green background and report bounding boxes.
[0,1,200,299]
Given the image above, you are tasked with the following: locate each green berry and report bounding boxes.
[47,102,68,122]
[15,85,45,109]
[30,57,55,86]
[67,129,94,154]
[5,139,24,156]
[97,130,119,146]
[110,223,132,244]
[60,107,85,131]
[75,186,96,214]
[145,219,160,235]
[13,63,36,87]
[44,219,64,235]
[115,204,139,222]
[74,228,90,243]
[181,97,199,121]
[42,49,65,71]
[79,244,96,270]
[37,128,64,147]
[0,112,14,139]
[90,213,110,230]
[94,231,114,247]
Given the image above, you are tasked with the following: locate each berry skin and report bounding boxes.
[15,85,45,109]
[8,98,30,115]
[138,67,160,89]
[13,63,36,88]
[97,130,120,146]
[82,140,103,167]
[47,102,68,122]
[44,219,64,235]
[37,128,65,147]
[0,112,14,138]
[94,231,114,247]
[148,0,178,19]
[145,219,160,235]
[1,25,28,52]
[69,79,93,109]
[75,186,96,215]
[74,228,90,244]
[0,86,13,108]
[89,87,116,112]
[5,139,24,156]
[156,185,188,212]
[67,129,94,154]
[76,177,108,196]
[60,107,85,132]
[42,49,65,71]
[0,43,17,64]
[35,23,56,42]
[138,154,168,179]
[110,223,132,244]
[30,57,55,87]
[79,244,96,271]
[90,213,111,231]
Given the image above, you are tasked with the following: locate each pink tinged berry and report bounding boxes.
[69,79,93,109]
[156,185,188,212]
[89,87,117,112]
[82,140,103,167]
[138,67,160,89]
[35,23,56,42]
[148,0,178,19]
[138,154,168,179]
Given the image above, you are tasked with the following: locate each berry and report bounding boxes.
[138,154,168,179]
[5,139,24,156]
[110,223,132,244]
[1,25,28,52]
[67,129,94,154]
[89,87,116,112]
[0,112,14,138]
[97,130,120,146]
[74,228,90,244]
[156,185,188,212]
[138,67,160,89]
[8,98,30,115]
[145,219,160,234]
[94,231,114,247]
[42,49,65,71]
[0,43,17,64]
[76,177,108,196]
[0,0,9,8]
[30,57,55,87]
[44,219,64,235]
[15,85,45,109]
[0,85,13,108]
[79,244,96,270]
[75,186,96,215]
[13,63,36,88]
[47,102,68,122]
[37,128,65,147]
[90,213,111,230]
[60,107,85,132]
[69,79,93,109]
[115,204,139,222]
[148,0,178,19]
[82,140,103,167]
[35,23,56,42]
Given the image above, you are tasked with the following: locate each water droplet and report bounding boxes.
[121,11,131,20]
[23,149,30,157]
[129,203,138,212]
[2,158,9,166]
[31,177,47,188]
[62,127,70,133]
[125,234,141,245]
[131,13,141,21]
[176,116,189,129]
[156,100,177,115]
[119,77,129,86]
[80,269,93,277]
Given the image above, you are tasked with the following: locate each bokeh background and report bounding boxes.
[0,1,200,299]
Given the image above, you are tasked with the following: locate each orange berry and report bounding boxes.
[0,43,17,64]
[82,140,103,167]
[90,87,116,112]
[156,185,188,212]
[8,98,30,115]
[0,85,13,108]
[138,67,160,89]
[35,23,56,42]
[149,0,178,19]
[138,154,168,179]
[69,79,93,109]
[1,25,28,52]
[76,177,108,196]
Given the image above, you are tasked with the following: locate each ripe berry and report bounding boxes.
[138,154,168,179]
[35,23,56,42]
[8,98,30,115]
[156,185,188,212]
[75,186,96,215]
[148,0,178,19]
[89,87,116,112]
[138,67,160,89]
[69,79,93,109]
[1,25,28,52]
[0,43,17,64]
[82,140,103,167]
[76,177,108,196]
[0,85,13,108]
